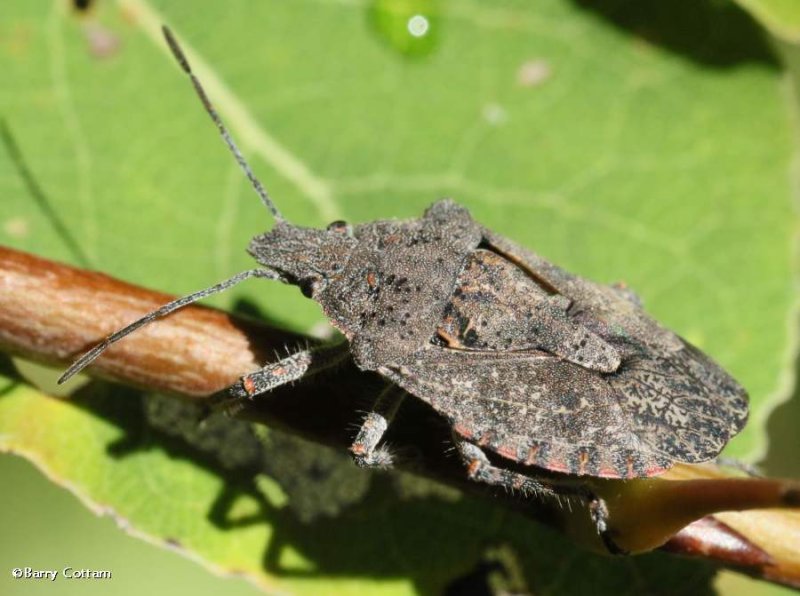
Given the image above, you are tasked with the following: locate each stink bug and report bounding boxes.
[59,27,749,544]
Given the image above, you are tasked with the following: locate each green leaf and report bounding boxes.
[1,0,797,593]
[733,0,800,43]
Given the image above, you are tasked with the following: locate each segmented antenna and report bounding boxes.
[57,268,281,384]
[162,26,284,222]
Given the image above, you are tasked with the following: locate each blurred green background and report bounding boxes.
[2,0,800,594]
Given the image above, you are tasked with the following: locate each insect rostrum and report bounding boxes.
[59,26,748,545]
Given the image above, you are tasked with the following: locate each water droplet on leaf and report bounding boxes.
[368,0,440,59]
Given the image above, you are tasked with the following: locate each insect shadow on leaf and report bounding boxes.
[57,25,749,554]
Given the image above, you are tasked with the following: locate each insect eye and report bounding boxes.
[299,277,327,298]
[327,220,351,235]
[299,279,315,298]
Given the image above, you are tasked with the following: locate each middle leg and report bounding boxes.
[349,384,407,469]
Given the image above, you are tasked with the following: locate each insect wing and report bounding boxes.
[381,348,672,478]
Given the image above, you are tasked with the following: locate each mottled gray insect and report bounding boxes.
[59,27,748,540]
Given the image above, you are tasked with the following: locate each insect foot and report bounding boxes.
[586,493,628,555]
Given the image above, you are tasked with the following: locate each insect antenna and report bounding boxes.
[58,268,281,384]
[161,25,284,223]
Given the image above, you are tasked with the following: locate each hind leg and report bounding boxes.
[451,434,559,501]
[451,433,625,554]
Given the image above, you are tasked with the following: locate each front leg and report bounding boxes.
[211,342,350,414]
[232,342,350,399]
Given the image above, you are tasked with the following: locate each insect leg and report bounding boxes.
[234,342,350,399]
[450,433,559,501]
[450,434,626,553]
[586,494,629,555]
[349,384,406,469]
[713,456,762,477]
[209,342,350,415]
